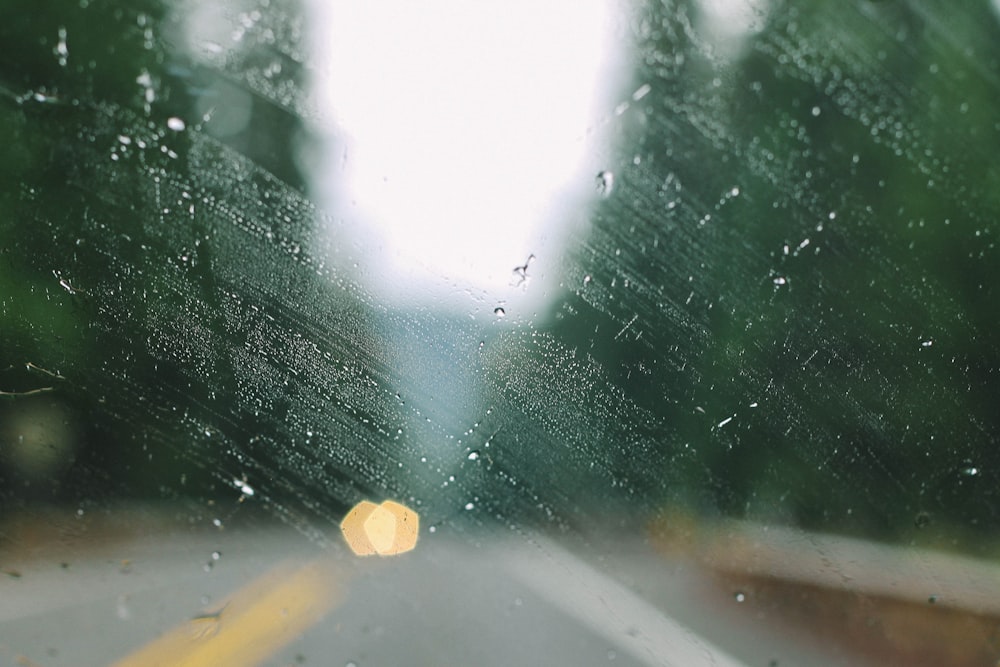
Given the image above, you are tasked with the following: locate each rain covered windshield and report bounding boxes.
[3,1,1000,665]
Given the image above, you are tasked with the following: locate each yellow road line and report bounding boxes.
[111,559,342,667]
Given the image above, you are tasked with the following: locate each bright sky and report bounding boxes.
[308,0,622,314]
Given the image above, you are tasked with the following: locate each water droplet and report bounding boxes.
[811,106,821,117]
[467,451,480,461]
[166,117,186,132]
[493,306,506,318]
[234,478,255,496]
[734,592,746,602]
[595,170,614,197]
[464,502,475,510]
[30,90,59,104]
[583,274,592,286]
[211,551,221,561]
[116,595,131,620]
[632,83,651,101]
[55,26,68,66]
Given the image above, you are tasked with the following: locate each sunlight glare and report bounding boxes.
[308,1,621,314]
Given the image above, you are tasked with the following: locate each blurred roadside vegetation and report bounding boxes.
[1,0,999,554]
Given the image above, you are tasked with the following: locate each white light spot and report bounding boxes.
[234,478,255,497]
[632,83,652,101]
[55,26,68,66]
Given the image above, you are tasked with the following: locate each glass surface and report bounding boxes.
[2,1,1000,665]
